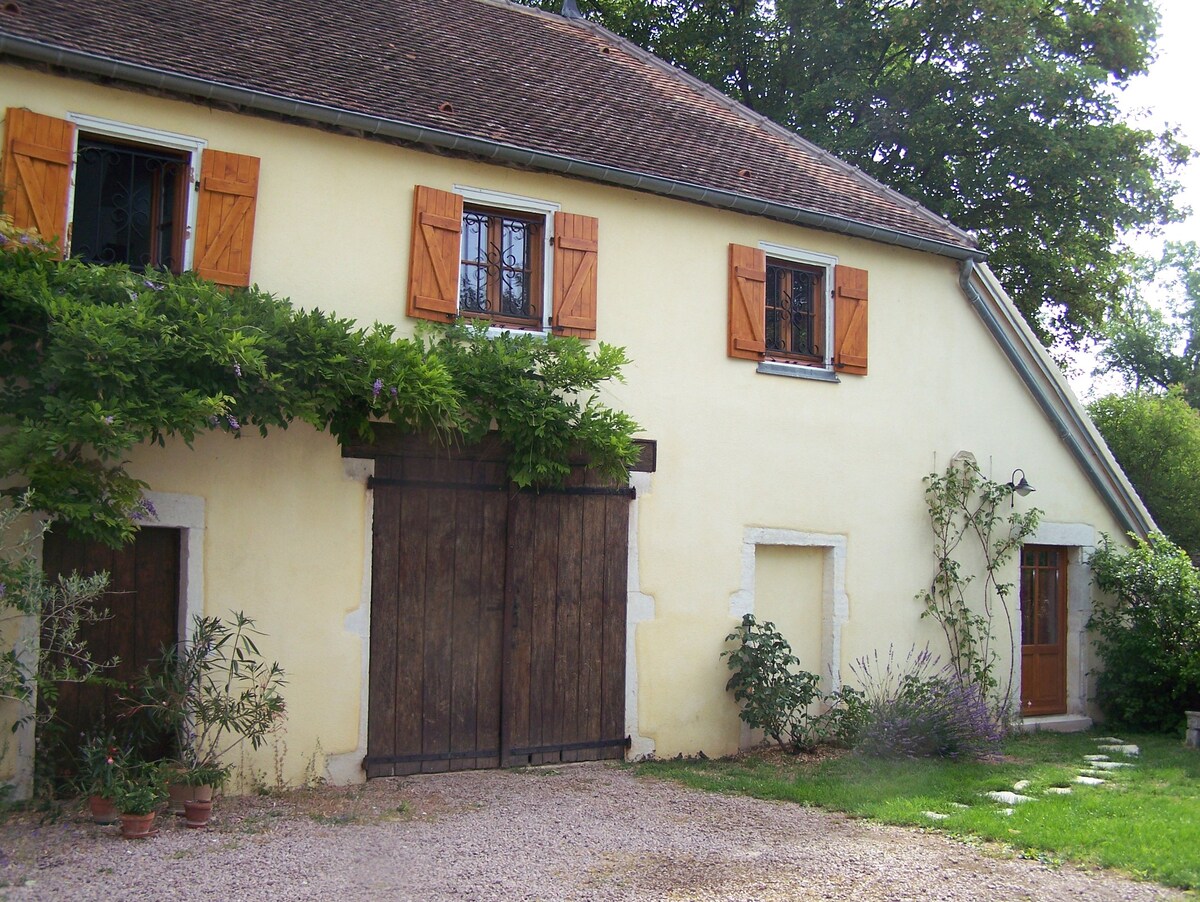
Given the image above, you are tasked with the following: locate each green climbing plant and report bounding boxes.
[917,458,1041,718]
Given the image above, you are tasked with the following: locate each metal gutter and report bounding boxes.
[0,33,981,262]
[958,260,1155,538]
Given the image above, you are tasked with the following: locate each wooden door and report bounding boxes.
[1020,545,1067,716]
[366,447,630,777]
[41,526,181,756]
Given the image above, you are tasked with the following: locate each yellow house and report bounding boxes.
[0,0,1151,792]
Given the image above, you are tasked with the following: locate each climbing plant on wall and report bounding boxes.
[0,217,641,546]
[917,457,1041,719]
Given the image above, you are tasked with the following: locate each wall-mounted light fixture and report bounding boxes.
[1007,468,1035,506]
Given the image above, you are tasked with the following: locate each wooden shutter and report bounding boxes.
[833,265,868,375]
[728,244,766,359]
[1,108,74,254]
[551,211,598,338]
[194,149,260,286]
[407,185,463,322]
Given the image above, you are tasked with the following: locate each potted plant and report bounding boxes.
[112,763,165,839]
[127,611,286,816]
[76,730,125,825]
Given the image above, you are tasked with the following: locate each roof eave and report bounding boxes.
[959,260,1155,539]
[0,34,981,262]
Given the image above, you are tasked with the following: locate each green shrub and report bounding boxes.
[722,614,862,752]
[1089,533,1200,733]
[849,646,1005,759]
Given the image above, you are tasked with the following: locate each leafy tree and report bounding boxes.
[1099,241,1200,405]
[1089,390,1200,559]
[529,0,1190,345]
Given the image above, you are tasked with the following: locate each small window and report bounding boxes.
[70,135,189,272]
[407,185,598,338]
[765,259,824,362]
[459,204,545,328]
[728,243,867,375]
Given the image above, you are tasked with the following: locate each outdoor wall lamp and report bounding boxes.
[1008,468,1035,506]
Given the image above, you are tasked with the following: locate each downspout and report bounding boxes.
[958,259,1153,538]
[0,34,979,262]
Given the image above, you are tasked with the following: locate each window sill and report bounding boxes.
[756,360,840,383]
[485,324,550,341]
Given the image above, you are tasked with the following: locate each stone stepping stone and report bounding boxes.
[1082,754,1110,762]
[949,802,969,809]
[1046,787,1073,795]
[1013,780,1031,791]
[1074,775,1106,785]
[1097,744,1140,756]
[985,791,1035,804]
[923,811,950,820]
[1095,736,1124,743]
[1087,760,1133,770]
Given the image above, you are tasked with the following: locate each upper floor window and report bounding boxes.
[407,184,598,339]
[728,242,867,376]
[1,107,261,287]
[71,135,189,272]
[459,204,545,328]
[765,258,825,363]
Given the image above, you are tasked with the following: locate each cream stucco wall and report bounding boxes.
[2,67,1134,781]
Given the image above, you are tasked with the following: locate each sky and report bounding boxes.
[1065,0,1200,398]
[1122,0,1200,250]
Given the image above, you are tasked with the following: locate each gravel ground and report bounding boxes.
[0,763,1184,901]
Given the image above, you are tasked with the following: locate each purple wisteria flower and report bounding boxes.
[0,583,6,598]
[372,378,383,398]
[233,362,243,378]
[390,386,398,397]
[227,415,241,431]
[104,415,114,425]
[130,498,158,522]
[0,234,8,246]
[142,279,164,291]
[209,415,219,427]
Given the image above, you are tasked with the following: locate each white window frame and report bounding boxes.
[454,184,559,334]
[65,113,207,271]
[757,241,838,374]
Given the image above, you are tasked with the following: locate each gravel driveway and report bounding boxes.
[0,763,1183,900]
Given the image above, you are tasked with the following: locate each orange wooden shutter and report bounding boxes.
[551,211,598,338]
[1,108,74,254]
[834,265,868,375]
[194,149,260,286]
[407,185,463,322]
[728,244,766,359]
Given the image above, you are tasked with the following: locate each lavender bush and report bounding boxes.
[849,646,1005,759]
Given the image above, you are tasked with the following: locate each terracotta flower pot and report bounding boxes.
[87,795,119,825]
[184,798,213,829]
[167,782,214,815]
[119,811,156,839]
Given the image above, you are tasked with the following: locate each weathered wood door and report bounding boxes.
[366,447,630,777]
[1020,545,1067,716]
[41,526,181,752]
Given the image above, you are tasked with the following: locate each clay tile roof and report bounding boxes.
[0,0,977,253]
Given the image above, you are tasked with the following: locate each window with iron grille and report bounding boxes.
[70,135,189,272]
[765,259,824,362]
[459,205,545,328]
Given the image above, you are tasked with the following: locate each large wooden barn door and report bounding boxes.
[365,447,630,777]
[41,526,181,758]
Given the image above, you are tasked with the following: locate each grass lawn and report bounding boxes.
[635,730,1200,890]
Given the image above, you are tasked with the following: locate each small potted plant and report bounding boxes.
[126,611,286,819]
[76,730,125,825]
[112,763,165,839]
[175,762,231,828]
